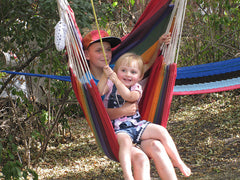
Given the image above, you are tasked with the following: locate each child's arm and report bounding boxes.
[106,102,138,120]
[110,72,141,102]
[97,65,112,96]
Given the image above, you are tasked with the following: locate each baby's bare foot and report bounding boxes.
[172,160,191,177]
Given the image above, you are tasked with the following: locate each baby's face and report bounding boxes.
[116,61,142,88]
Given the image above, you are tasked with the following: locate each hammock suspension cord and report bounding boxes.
[57,0,92,83]
[161,0,187,65]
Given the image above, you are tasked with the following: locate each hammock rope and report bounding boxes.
[162,0,187,65]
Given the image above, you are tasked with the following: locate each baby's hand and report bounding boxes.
[159,32,171,45]
[109,71,118,83]
[103,65,113,78]
[122,102,138,116]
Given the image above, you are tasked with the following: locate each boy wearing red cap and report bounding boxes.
[82,30,188,180]
[82,30,121,83]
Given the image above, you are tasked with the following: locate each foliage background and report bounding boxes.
[0,0,239,179]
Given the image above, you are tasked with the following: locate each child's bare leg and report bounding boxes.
[141,124,191,177]
[141,139,177,180]
[131,146,151,180]
[117,133,134,180]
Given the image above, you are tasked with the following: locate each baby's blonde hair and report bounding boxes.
[114,52,144,76]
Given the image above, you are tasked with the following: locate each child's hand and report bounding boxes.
[109,71,118,83]
[121,102,138,116]
[159,32,171,46]
[103,65,113,78]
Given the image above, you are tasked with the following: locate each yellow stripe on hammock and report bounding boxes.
[141,41,159,64]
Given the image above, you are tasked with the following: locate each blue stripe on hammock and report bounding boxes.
[174,77,240,92]
[177,57,240,79]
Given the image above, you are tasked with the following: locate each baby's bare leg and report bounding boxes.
[131,146,151,180]
[117,133,134,180]
[141,124,191,177]
[141,139,178,180]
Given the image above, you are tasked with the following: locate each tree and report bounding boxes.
[179,0,240,67]
[0,0,93,178]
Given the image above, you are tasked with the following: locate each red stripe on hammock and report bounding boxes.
[133,0,172,31]
[69,68,82,106]
[161,63,177,127]
[139,54,164,122]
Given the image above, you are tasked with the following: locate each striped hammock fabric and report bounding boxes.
[112,0,187,127]
[56,0,186,161]
[174,57,240,95]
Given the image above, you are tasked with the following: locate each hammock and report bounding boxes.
[173,57,240,95]
[55,0,187,161]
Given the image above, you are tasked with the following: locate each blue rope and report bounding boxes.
[1,70,71,82]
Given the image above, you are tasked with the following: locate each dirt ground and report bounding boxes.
[36,91,240,180]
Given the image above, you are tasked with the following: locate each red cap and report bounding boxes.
[82,30,121,49]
